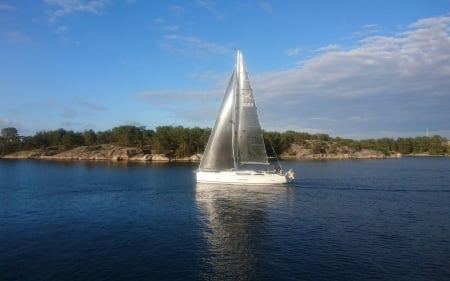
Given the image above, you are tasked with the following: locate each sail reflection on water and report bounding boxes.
[195,183,289,280]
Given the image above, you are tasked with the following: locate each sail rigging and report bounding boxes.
[199,50,268,171]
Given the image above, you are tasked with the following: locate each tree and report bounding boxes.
[47,129,67,147]
[1,127,19,140]
[0,127,20,155]
[263,131,285,157]
[413,137,430,153]
[153,126,178,156]
[186,127,207,155]
[96,130,114,144]
[83,129,97,146]
[33,131,51,148]
[310,140,328,154]
[397,138,413,154]
[61,131,83,149]
[429,135,447,155]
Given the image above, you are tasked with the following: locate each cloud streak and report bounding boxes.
[80,101,106,111]
[44,0,110,21]
[195,0,226,20]
[134,89,224,126]
[135,89,221,105]
[161,35,232,57]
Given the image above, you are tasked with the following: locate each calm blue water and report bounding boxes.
[0,158,449,281]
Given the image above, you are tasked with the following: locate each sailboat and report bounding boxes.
[196,50,295,185]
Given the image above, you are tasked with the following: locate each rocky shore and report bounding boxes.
[279,144,401,160]
[1,143,402,162]
[1,144,202,162]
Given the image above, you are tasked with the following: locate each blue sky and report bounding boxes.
[1,0,449,139]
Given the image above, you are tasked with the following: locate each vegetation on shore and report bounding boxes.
[1,126,448,160]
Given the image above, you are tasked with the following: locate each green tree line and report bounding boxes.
[1,126,448,157]
[263,130,448,156]
[0,126,211,158]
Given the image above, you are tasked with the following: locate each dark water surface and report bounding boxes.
[1,158,449,281]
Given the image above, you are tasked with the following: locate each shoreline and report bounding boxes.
[1,144,447,163]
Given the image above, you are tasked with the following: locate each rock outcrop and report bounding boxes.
[2,144,191,162]
[280,144,399,160]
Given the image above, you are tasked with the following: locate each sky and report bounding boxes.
[1,0,450,139]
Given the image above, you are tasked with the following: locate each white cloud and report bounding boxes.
[250,15,450,137]
[362,24,382,34]
[44,0,110,21]
[286,48,300,56]
[350,24,383,40]
[316,44,340,52]
[161,35,232,57]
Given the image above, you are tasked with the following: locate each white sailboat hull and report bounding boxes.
[196,170,288,185]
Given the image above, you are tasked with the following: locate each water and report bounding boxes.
[1,158,449,281]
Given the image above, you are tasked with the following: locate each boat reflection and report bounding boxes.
[195,183,288,280]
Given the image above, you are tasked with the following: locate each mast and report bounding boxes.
[234,50,241,168]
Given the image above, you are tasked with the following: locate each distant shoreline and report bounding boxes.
[2,126,448,162]
[2,144,448,163]
[1,145,444,164]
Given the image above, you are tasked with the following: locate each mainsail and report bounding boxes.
[199,50,268,171]
[235,51,269,166]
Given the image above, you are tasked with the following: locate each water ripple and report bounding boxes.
[1,158,449,280]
